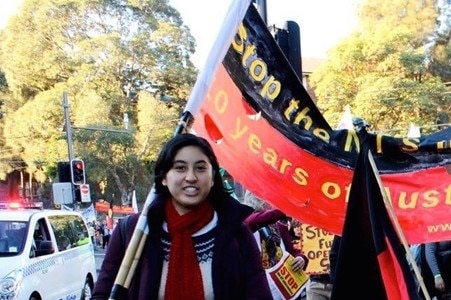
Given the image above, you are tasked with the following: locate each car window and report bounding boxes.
[0,221,27,255]
[32,218,54,257]
[48,214,90,251]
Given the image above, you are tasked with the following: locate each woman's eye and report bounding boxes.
[196,165,208,171]
[173,165,186,171]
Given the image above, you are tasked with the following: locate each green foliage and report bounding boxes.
[135,91,180,163]
[0,0,197,205]
[310,0,451,135]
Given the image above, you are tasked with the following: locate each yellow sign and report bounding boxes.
[300,224,334,274]
[266,252,309,300]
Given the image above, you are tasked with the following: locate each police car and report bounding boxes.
[0,202,97,300]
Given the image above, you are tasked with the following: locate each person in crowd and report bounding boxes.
[424,241,451,299]
[287,218,307,300]
[408,244,423,294]
[88,222,96,245]
[95,222,103,247]
[306,235,341,300]
[102,222,110,249]
[75,232,90,246]
[92,133,272,300]
[243,190,308,299]
[288,218,302,251]
[307,274,332,299]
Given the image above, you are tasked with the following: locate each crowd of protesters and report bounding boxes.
[86,220,113,250]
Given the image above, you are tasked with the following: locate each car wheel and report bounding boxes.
[81,277,94,300]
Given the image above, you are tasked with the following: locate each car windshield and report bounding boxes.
[0,221,27,256]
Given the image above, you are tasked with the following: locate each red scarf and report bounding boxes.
[164,199,214,300]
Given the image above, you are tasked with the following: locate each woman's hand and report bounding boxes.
[434,275,446,292]
[291,256,306,272]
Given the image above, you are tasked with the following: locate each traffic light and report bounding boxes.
[271,21,302,79]
[57,161,71,182]
[70,159,85,185]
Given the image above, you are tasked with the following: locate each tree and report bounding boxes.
[0,0,197,204]
[74,91,179,205]
[310,0,451,135]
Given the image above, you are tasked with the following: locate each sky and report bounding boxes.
[0,0,361,68]
[169,0,361,67]
[0,1,22,27]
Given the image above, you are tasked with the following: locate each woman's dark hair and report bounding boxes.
[153,134,230,202]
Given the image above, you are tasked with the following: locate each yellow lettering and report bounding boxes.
[249,58,266,82]
[398,192,419,209]
[344,130,360,153]
[230,118,249,139]
[293,167,308,186]
[321,182,341,199]
[231,24,247,54]
[376,133,384,154]
[446,184,451,204]
[402,139,419,152]
[248,133,261,154]
[293,107,313,130]
[213,90,229,114]
[262,148,278,169]
[261,76,281,101]
[279,158,292,173]
[423,190,440,207]
[283,99,298,121]
[313,128,330,143]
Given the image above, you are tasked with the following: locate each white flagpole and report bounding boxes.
[132,190,138,213]
[184,0,252,117]
[407,123,421,138]
[336,104,354,130]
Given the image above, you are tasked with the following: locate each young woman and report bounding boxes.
[92,133,272,300]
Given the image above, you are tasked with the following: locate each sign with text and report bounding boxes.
[266,252,309,300]
[300,224,334,275]
[80,184,91,203]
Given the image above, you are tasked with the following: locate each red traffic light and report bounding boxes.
[70,159,85,185]
[74,161,84,170]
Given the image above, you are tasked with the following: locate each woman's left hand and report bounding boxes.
[291,256,306,272]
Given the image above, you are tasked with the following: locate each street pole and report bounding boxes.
[63,92,75,162]
[63,92,77,206]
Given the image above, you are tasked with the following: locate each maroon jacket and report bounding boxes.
[92,194,272,300]
[245,209,309,269]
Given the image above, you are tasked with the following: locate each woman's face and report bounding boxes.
[162,145,214,215]
[293,226,301,237]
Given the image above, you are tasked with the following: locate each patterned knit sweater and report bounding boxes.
[158,213,218,300]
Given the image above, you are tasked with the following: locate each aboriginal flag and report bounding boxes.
[188,0,451,243]
[331,140,421,300]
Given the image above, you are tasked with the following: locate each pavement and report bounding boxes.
[94,246,106,273]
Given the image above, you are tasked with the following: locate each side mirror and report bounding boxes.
[35,240,55,256]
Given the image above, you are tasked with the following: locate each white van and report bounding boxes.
[0,204,97,300]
